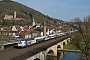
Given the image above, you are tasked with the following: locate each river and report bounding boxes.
[46,51,87,60]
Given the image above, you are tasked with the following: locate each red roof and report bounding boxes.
[19,30,28,35]
[3,26,11,30]
[19,27,36,36]
[23,25,29,31]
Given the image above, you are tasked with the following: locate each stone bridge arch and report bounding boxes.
[46,45,57,56]
[47,50,54,55]
[57,41,63,50]
[57,45,61,48]
[63,38,71,45]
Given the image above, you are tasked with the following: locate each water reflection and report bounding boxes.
[46,55,57,60]
[46,51,87,60]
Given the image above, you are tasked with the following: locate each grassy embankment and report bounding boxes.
[63,42,85,50]
[63,43,79,50]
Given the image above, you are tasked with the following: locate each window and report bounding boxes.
[19,41,22,44]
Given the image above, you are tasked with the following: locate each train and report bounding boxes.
[18,38,36,48]
[17,32,67,48]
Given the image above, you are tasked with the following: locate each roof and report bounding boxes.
[23,25,29,31]
[19,27,36,36]
[2,26,11,30]
[14,25,21,31]
[19,30,28,35]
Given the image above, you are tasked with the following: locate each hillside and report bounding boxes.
[0,1,64,27]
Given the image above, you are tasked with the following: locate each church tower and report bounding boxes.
[32,16,35,26]
[14,11,16,18]
[43,20,46,36]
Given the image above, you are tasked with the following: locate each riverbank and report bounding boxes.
[58,43,82,53]
[58,49,82,53]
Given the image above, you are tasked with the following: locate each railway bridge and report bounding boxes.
[0,36,71,60]
[27,37,70,60]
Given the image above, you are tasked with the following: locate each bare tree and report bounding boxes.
[70,16,90,60]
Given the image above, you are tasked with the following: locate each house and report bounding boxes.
[18,25,45,39]
[18,26,34,39]
[0,26,19,40]
[12,25,21,31]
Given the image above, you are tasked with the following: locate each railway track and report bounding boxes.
[0,48,17,58]
[0,36,69,60]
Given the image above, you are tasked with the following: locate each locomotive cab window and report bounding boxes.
[19,41,22,44]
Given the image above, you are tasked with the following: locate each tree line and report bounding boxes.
[70,16,90,60]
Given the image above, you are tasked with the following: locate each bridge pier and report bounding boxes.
[0,45,4,50]
[26,51,46,60]
[42,51,47,60]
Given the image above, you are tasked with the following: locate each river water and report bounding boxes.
[46,51,87,60]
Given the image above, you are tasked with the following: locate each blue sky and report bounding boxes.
[13,0,90,21]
